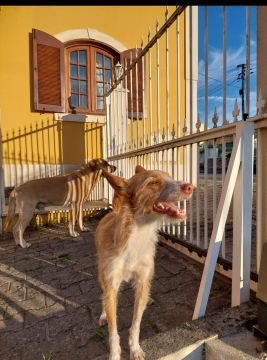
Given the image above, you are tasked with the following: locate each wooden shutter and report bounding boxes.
[32,29,65,112]
[120,48,145,120]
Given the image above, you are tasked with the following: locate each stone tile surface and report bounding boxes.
[0,219,234,359]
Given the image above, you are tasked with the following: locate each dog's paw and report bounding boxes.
[98,313,107,326]
[81,226,90,232]
[70,231,79,237]
[130,348,145,360]
[20,241,31,249]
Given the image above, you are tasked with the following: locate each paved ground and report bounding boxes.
[0,217,235,360]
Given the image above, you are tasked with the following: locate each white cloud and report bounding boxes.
[198,43,256,92]
[197,41,257,127]
[198,95,238,102]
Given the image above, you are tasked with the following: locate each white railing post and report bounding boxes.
[105,95,112,204]
[193,121,254,319]
[193,122,244,319]
[232,121,254,306]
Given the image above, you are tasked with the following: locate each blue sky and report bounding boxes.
[197,6,257,128]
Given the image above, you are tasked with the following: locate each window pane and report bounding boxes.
[96,68,103,81]
[80,80,87,94]
[97,97,104,110]
[104,56,112,68]
[96,83,103,95]
[79,50,87,65]
[96,53,103,67]
[104,82,111,93]
[70,64,78,78]
[79,66,87,79]
[70,94,78,107]
[105,69,112,83]
[71,79,78,93]
[70,51,78,64]
[80,95,88,108]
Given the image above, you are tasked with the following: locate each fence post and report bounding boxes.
[105,95,112,205]
[193,123,243,319]
[232,121,254,306]
[256,6,267,272]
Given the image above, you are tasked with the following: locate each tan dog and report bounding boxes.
[4,158,116,248]
[95,165,194,360]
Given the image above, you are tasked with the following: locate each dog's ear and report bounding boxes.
[102,169,128,194]
[81,159,97,170]
[135,165,146,174]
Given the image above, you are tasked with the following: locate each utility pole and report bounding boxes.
[237,64,246,120]
[237,63,253,120]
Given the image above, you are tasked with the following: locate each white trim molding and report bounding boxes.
[54,28,127,53]
[54,113,106,124]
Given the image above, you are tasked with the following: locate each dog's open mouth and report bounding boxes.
[153,202,186,220]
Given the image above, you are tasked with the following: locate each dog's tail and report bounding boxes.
[3,190,17,232]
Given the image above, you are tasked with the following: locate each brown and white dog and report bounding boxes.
[4,158,116,248]
[95,165,194,360]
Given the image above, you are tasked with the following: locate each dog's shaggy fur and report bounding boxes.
[95,165,194,360]
[4,158,116,248]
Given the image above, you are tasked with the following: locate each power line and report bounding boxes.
[197,75,240,97]
[198,71,240,88]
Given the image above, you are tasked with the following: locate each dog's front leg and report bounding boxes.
[68,203,79,237]
[13,202,35,248]
[129,275,151,360]
[104,286,121,360]
[78,202,89,232]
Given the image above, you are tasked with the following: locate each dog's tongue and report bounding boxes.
[153,202,186,220]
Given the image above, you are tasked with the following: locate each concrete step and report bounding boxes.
[140,301,262,360]
[205,329,264,360]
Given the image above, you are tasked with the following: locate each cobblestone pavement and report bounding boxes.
[0,218,232,360]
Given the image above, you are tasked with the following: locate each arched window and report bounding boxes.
[65,42,119,114]
[32,28,144,119]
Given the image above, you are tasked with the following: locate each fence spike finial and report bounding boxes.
[165,6,169,21]
[156,16,159,32]
[196,113,202,132]
[171,123,176,139]
[212,107,219,128]
[257,88,266,116]
[141,36,144,49]
[162,127,165,141]
[153,131,157,144]
[183,118,187,136]
[148,26,151,42]
[232,98,240,122]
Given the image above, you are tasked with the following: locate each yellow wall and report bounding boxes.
[0,5,184,167]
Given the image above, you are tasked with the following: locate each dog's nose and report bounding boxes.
[112,165,116,172]
[180,183,194,194]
